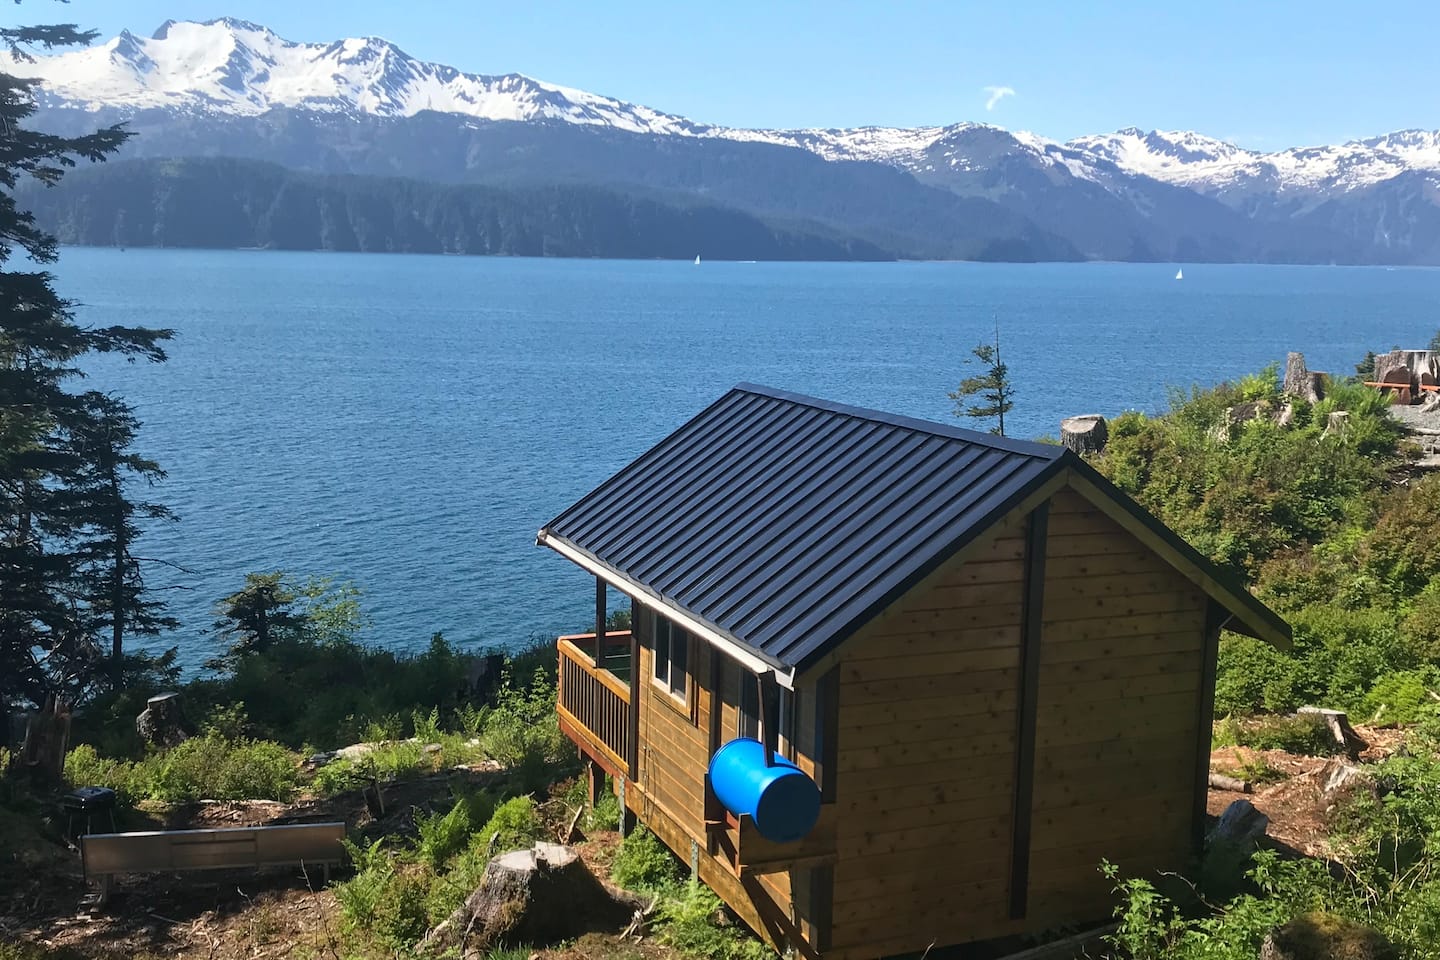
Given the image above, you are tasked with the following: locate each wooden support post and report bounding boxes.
[618,777,628,836]
[1194,601,1226,855]
[690,838,700,881]
[586,759,604,808]
[595,577,607,649]
[1009,503,1048,920]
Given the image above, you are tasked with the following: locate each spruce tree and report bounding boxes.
[949,322,1015,436]
[0,12,174,705]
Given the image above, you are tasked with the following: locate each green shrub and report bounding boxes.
[149,735,299,802]
[655,882,773,960]
[63,744,143,800]
[416,790,497,869]
[1233,713,1338,756]
[612,827,683,892]
[1361,667,1440,726]
[471,796,543,854]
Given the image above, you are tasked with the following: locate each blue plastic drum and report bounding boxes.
[708,737,821,843]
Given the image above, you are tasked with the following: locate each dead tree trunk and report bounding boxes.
[423,842,646,955]
[1283,353,1322,402]
[17,697,71,783]
[1298,707,1365,760]
[1060,415,1108,456]
[136,692,190,748]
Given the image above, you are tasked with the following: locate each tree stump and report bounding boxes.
[1322,411,1349,438]
[16,697,71,782]
[1260,912,1396,960]
[136,692,190,748]
[1298,707,1365,760]
[1060,415,1108,455]
[1284,352,1322,402]
[422,842,645,955]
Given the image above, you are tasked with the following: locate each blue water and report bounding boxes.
[53,249,1440,668]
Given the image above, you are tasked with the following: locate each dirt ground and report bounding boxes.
[1,725,1410,959]
[0,769,669,960]
[1205,723,1403,857]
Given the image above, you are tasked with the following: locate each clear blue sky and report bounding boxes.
[47,0,1440,148]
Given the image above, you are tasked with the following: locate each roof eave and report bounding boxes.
[535,528,797,686]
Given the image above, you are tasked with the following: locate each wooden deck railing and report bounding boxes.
[556,631,633,777]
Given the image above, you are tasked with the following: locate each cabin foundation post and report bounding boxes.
[617,777,629,836]
[689,838,700,881]
[586,759,604,808]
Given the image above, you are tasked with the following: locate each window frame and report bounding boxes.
[651,611,689,707]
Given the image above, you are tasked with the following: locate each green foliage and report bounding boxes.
[949,329,1014,436]
[612,827,684,892]
[1361,667,1440,726]
[472,796,544,854]
[416,789,498,870]
[0,14,174,709]
[1214,713,1338,756]
[334,837,431,949]
[655,883,774,960]
[63,734,299,802]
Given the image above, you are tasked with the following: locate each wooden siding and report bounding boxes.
[826,484,1211,959]
[630,608,828,956]
[1025,486,1206,925]
[828,512,1031,957]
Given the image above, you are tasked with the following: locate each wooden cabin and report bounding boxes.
[537,384,1291,960]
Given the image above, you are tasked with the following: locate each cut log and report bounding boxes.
[136,692,190,748]
[1208,772,1252,793]
[1284,353,1322,402]
[1060,415,1108,456]
[1206,799,1268,848]
[422,842,646,954]
[1298,707,1365,760]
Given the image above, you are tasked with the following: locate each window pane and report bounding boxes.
[670,628,688,698]
[653,615,669,684]
[738,667,759,739]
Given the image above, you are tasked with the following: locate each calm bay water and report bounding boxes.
[54,248,1440,668]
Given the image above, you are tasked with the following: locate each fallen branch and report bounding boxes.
[1208,772,1252,793]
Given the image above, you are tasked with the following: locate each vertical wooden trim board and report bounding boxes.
[1193,600,1226,853]
[627,609,642,774]
[815,667,840,804]
[595,577,607,649]
[1009,502,1049,920]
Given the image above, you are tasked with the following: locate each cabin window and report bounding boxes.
[652,613,688,703]
[736,665,796,759]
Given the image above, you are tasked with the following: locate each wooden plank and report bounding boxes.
[1041,590,1205,622]
[830,876,1010,924]
[814,667,839,804]
[1032,756,1192,809]
[1043,572,1190,605]
[1035,708,1196,749]
[1010,502,1047,920]
[841,624,1022,661]
[1045,533,1166,558]
[837,730,1015,772]
[1036,689,1200,730]
[1033,733,1191,772]
[1044,550,1187,578]
[557,705,629,776]
[1029,792,1193,851]
[840,687,1015,728]
[841,666,1017,706]
[1038,608,1209,641]
[1040,649,1203,684]
[834,752,1015,794]
[838,706,1015,750]
[892,580,1025,614]
[838,771,1015,814]
[1040,669,1198,704]
[833,841,1013,888]
[840,646,1020,683]
[842,800,1014,858]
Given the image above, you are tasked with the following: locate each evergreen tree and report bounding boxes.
[214,572,304,655]
[0,11,174,705]
[949,323,1015,436]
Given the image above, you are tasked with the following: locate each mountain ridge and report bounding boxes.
[9,18,1440,264]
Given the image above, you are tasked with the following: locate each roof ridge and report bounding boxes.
[732,382,1067,460]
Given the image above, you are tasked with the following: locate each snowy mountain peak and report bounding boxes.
[7,19,1440,203]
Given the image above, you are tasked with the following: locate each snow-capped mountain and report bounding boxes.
[9,18,1440,265]
[10,17,1438,202]
[1068,127,1440,198]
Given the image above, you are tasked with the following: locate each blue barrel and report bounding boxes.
[708,738,821,843]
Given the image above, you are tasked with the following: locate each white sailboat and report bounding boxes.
[1175,268,1184,280]
[694,254,701,265]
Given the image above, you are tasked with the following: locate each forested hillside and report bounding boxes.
[18,156,897,261]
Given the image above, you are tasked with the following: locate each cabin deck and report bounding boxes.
[556,630,634,778]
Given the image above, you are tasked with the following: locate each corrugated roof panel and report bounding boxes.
[539,384,1066,670]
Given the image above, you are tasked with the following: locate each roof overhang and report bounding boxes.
[537,530,797,689]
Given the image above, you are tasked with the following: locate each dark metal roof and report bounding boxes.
[540,384,1073,670]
